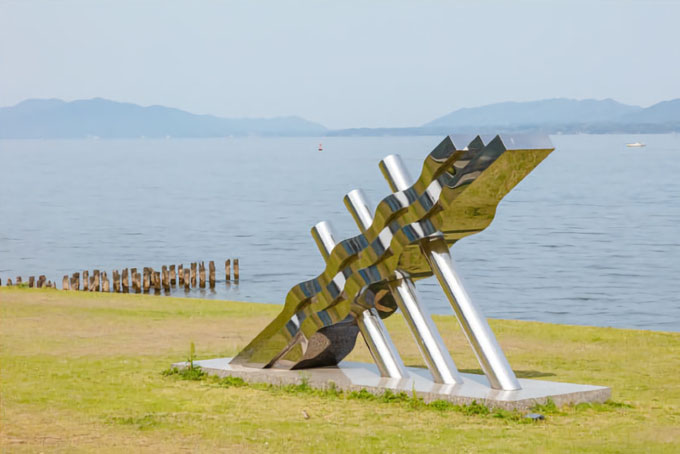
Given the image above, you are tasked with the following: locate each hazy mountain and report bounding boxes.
[0,98,327,138]
[423,98,643,128]
[329,98,680,136]
[619,99,680,123]
[4,97,680,139]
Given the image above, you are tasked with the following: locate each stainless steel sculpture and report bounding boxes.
[231,134,555,391]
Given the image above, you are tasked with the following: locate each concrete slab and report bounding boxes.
[174,358,611,411]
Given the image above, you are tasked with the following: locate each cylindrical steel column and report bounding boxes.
[311,221,408,379]
[357,307,410,379]
[379,154,521,391]
[343,190,462,385]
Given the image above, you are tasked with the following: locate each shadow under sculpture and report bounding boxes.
[231,134,554,391]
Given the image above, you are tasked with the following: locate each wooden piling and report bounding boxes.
[178,265,184,285]
[102,272,110,292]
[162,268,170,291]
[209,261,215,288]
[93,270,101,291]
[143,269,150,293]
[71,272,80,291]
[89,276,95,291]
[16,277,22,285]
[183,269,190,290]
[63,275,70,290]
[121,268,128,293]
[36,275,45,288]
[130,268,137,292]
[135,272,141,293]
[82,271,89,291]
[225,259,231,281]
[113,270,120,292]
[199,262,206,288]
[234,259,239,281]
[190,263,197,287]
[7,278,12,286]
[28,276,35,288]
[153,271,161,293]
[170,265,176,285]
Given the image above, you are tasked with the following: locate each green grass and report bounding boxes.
[1,287,679,452]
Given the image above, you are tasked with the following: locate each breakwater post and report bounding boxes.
[162,268,170,292]
[93,270,100,292]
[113,270,121,292]
[199,262,206,288]
[134,270,141,293]
[122,268,129,293]
[130,268,138,292]
[183,269,190,290]
[102,272,110,292]
[153,271,161,293]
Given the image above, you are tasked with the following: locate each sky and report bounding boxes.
[1,0,679,129]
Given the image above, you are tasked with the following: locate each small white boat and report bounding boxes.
[626,142,646,147]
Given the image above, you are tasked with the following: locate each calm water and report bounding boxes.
[1,135,678,332]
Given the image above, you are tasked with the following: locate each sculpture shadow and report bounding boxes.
[402,365,557,379]
[458,368,556,379]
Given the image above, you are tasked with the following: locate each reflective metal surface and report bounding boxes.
[380,153,519,390]
[357,307,408,379]
[344,189,461,385]
[311,221,407,379]
[231,134,553,392]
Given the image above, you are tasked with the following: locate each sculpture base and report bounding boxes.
[174,358,610,411]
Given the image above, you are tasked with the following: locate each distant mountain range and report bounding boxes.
[331,98,680,136]
[0,98,327,138]
[1,97,679,139]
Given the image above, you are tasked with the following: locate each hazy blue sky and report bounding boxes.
[1,0,679,128]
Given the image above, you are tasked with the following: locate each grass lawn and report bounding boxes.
[1,287,678,452]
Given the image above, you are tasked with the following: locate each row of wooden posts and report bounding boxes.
[0,275,56,288]
[1,259,239,293]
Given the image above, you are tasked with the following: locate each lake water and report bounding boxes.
[1,134,678,332]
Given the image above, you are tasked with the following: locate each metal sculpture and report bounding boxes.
[231,134,554,391]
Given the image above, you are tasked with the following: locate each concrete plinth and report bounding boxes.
[174,358,610,411]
